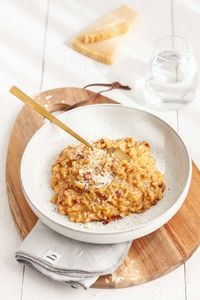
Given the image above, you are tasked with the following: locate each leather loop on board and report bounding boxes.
[84,81,131,94]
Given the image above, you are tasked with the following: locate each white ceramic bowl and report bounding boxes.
[21,104,192,244]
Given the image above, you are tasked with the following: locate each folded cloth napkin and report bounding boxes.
[15,221,131,289]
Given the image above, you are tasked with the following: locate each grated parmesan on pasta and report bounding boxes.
[51,138,165,224]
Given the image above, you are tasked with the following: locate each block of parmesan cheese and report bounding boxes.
[70,5,139,65]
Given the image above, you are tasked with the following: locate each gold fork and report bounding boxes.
[10,86,92,148]
[9,86,130,161]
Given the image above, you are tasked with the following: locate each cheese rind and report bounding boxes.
[83,20,128,44]
[71,5,139,65]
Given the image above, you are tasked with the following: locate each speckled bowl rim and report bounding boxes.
[20,104,192,235]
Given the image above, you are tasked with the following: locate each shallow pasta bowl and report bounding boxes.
[20,104,192,244]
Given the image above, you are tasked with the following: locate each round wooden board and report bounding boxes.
[6,87,200,289]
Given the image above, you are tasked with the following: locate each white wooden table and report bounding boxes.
[0,0,200,299]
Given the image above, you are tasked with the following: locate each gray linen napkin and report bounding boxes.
[15,221,131,289]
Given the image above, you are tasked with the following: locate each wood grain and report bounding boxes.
[6,87,200,289]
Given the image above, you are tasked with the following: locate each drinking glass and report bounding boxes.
[144,35,199,110]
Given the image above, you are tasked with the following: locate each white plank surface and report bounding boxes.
[172,0,200,168]
[0,0,199,299]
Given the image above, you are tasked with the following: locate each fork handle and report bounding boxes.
[9,86,92,148]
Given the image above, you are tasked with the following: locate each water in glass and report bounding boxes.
[145,49,199,110]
